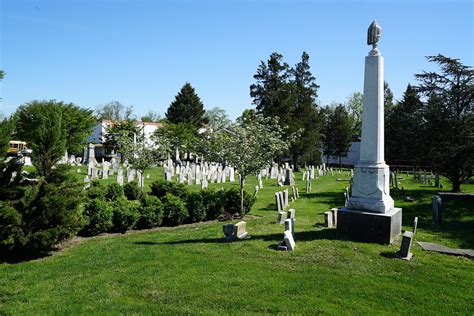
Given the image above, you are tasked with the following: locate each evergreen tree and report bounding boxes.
[415,55,473,192]
[385,84,424,165]
[166,83,207,128]
[384,81,394,113]
[16,100,95,155]
[15,100,95,179]
[346,92,363,136]
[320,106,335,165]
[289,52,321,168]
[331,104,353,167]
[250,52,321,168]
[250,53,293,126]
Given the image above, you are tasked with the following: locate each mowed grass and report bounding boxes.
[1,167,473,314]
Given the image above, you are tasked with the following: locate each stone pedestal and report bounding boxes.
[335,23,402,245]
[337,207,402,244]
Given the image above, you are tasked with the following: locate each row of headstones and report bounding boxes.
[414,171,442,188]
[164,161,236,187]
[302,166,353,179]
[84,166,147,189]
[259,163,295,187]
[275,186,299,213]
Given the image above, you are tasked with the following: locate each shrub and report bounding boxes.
[201,189,225,220]
[81,199,114,236]
[87,181,106,200]
[162,193,188,226]
[106,183,124,201]
[124,181,141,200]
[0,201,23,252]
[112,198,140,233]
[186,192,206,223]
[4,180,86,254]
[150,180,188,199]
[135,195,163,229]
[224,188,255,217]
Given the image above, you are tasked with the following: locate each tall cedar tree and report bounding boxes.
[320,106,335,164]
[250,52,320,168]
[166,83,207,129]
[289,52,321,168]
[385,84,424,165]
[415,55,473,192]
[331,104,353,167]
[384,81,394,113]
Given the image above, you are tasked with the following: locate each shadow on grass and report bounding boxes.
[0,251,52,264]
[132,228,340,247]
[393,187,474,249]
[260,203,277,211]
[300,191,345,207]
[380,251,398,259]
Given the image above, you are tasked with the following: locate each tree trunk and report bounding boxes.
[451,177,461,192]
[292,153,299,172]
[240,177,245,216]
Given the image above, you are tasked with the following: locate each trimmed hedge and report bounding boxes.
[81,199,114,236]
[124,181,141,200]
[150,181,188,199]
[112,198,140,233]
[186,192,206,223]
[106,183,124,201]
[162,193,188,226]
[136,195,163,229]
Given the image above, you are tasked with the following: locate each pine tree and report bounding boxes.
[331,104,353,166]
[250,52,321,168]
[289,52,321,168]
[385,84,424,165]
[250,53,292,125]
[166,83,207,128]
[384,81,394,113]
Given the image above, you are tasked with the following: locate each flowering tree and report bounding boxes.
[224,111,296,213]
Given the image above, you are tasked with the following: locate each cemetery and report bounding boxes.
[0,2,473,315]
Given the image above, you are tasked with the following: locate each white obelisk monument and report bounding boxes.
[337,20,402,244]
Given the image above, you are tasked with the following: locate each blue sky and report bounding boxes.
[1,0,472,120]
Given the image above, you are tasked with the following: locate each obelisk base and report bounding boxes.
[337,207,402,244]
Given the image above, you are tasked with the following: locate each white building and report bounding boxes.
[87,119,163,158]
[324,141,361,166]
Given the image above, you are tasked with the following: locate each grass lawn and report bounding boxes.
[1,167,473,314]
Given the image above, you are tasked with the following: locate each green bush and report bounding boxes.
[106,183,124,201]
[162,193,188,226]
[3,180,86,254]
[186,192,206,223]
[112,198,140,233]
[87,181,106,200]
[0,201,23,252]
[81,199,114,236]
[224,188,255,217]
[201,189,225,220]
[135,195,163,229]
[150,180,188,199]
[124,181,141,200]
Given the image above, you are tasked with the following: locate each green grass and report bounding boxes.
[1,168,473,314]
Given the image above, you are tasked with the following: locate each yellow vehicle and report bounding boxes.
[7,141,30,156]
